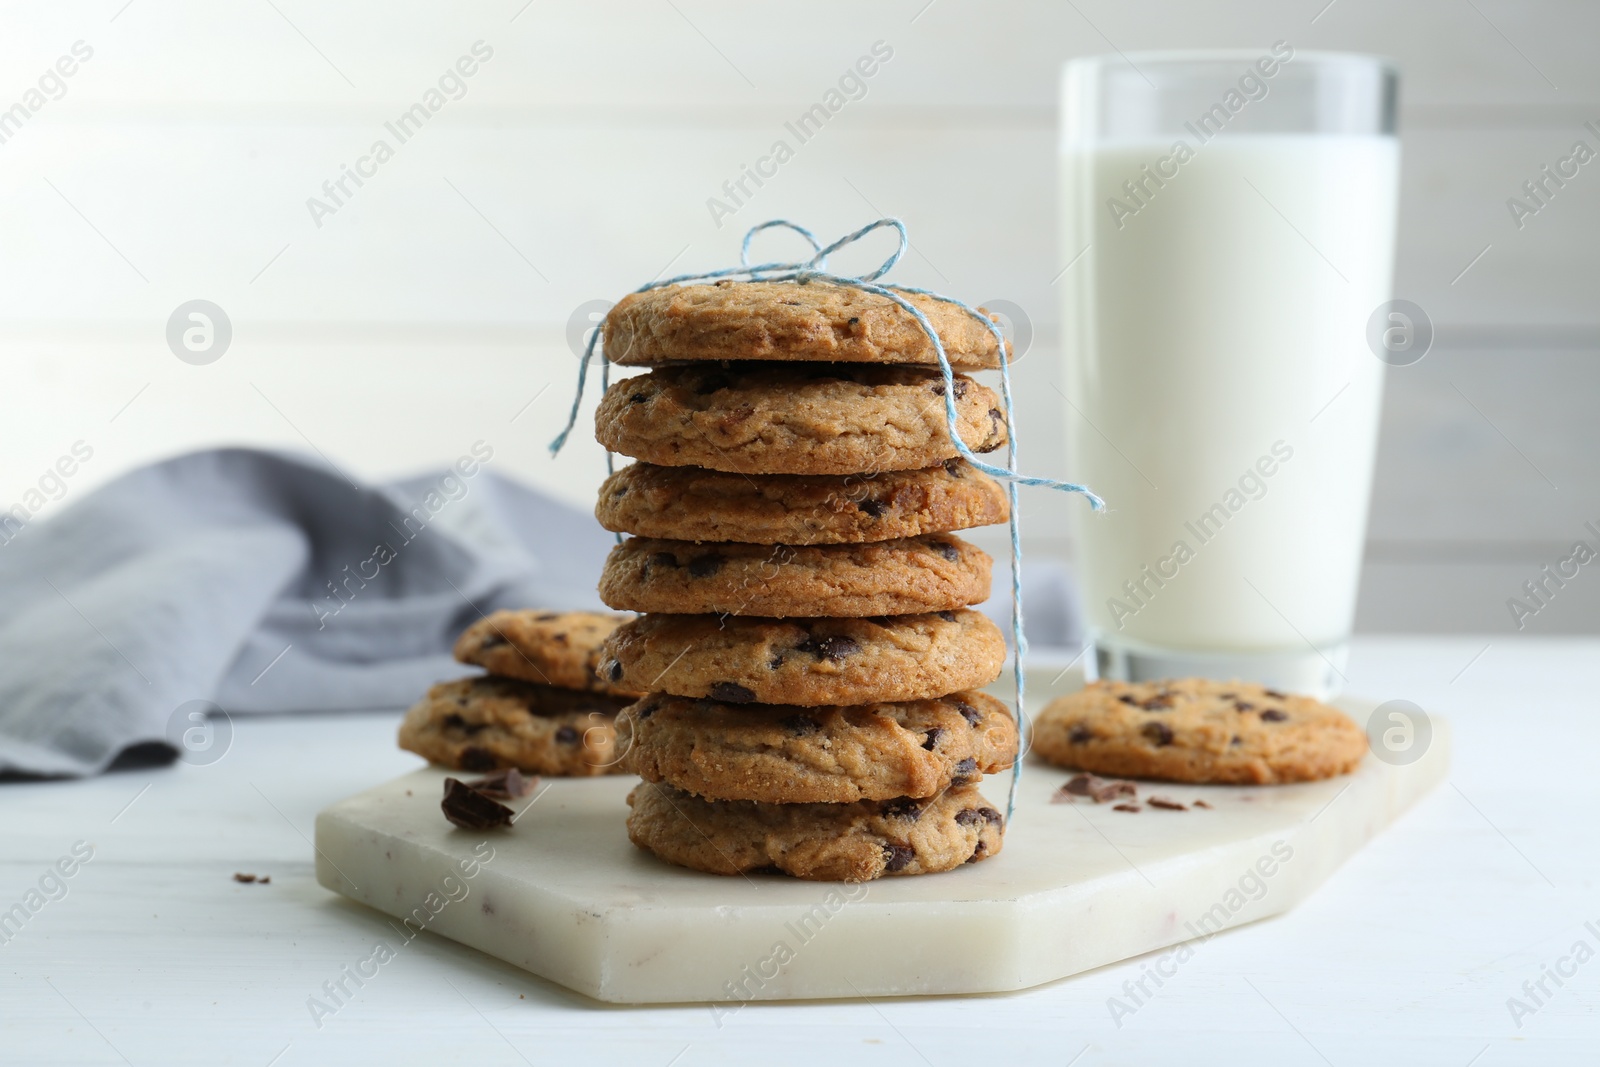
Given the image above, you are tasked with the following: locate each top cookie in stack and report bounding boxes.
[592,280,1020,882]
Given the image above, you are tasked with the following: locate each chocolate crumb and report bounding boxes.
[1147,796,1187,811]
[1193,799,1213,809]
[1112,803,1141,813]
[233,872,269,884]
[441,777,513,830]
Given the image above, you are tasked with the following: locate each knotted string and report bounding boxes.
[551,218,1105,824]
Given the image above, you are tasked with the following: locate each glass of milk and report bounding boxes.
[1059,49,1400,696]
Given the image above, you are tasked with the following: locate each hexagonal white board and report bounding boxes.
[313,671,1448,1004]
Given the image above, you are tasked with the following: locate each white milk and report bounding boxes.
[1060,134,1399,655]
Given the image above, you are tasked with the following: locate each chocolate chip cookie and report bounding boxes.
[454,610,640,696]
[625,781,1004,881]
[1031,678,1368,785]
[595,460,1008,545]
[595,363,1007,475]
[617,691,1017,803]
[599,610,1006,706]
[398,677,631,776]
[602,280,1009,370]
[598,534,991,618]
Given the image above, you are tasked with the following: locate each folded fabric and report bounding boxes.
[0,448,613,777]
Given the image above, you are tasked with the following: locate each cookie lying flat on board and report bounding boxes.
[626,781,1004,881]
[616,690,1016,804]
[602,280,1010,370]
[1031,678,1368,785]
[398,677,630,777]
[598,534,991,618]
[594,460,1009,545]
[598,610,1006,707]
[594,363,1007,476]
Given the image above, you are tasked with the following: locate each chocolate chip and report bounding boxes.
[943,458,963,475]
[478,633,508,649]
[768,655,784,670]
[441,777,513,830]
[928,379,970,399]
[798,635,860,660]
[687,554,725,578]
[929,540,959,562]
[693,375,730,395]
[1234,700,1255,713]
[1140,694,1174,710]
[1068,724,1093,743]
[608,661,625,682]
[847,316,859,325]
[464,768,535,799]
[966,841,986,862]
[953,700,982,726]
[650,551,678,569]
[458,746,497,771]
[1264,688,1287,699]
[881,798,924,820]
[554,725,580,744]
[627,392,649,404]
[1260,709,1289,722]
[1147,796,1187,811]
[635,700,659,720]
[1118,694,1139,706]
[951,757,977,784]
[883,844,915,872]
[955,806,1002,826]
[921,727,944,751]
[936,610,958,623]
[1230,735,1243,746]
[1141,722,1174,747]
[857,499,888,517]
[782,714,820,735]
[709,682,756,703]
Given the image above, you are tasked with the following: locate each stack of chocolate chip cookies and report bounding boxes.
[398,610,640,776]
[591,280,1022,882]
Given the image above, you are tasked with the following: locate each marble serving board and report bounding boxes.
[314,668,1449,1004]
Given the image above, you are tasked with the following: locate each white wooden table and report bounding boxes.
[2,636,1592,1066]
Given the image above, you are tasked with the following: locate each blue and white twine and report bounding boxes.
[551,218,1105,823]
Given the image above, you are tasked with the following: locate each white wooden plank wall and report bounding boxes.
[0,0,1595,634]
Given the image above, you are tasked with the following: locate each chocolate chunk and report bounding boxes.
[798,635,860,660]
[1068,724,1094,743]
[441,777,513,830]
[687,554,725,578]
[1260,709,1289,722]
[953,699,982,726]
[465,768,536,799]
[936,610,958,623]
[1147,796,1187,811]
[1141,722,1174,746]
[709,681,756,703]
[554,725,580,745]
[921,726,944,750]
[881,797,924,820]
[929,539,960,562]
[857,498,888,517]
[883,844,915,872]
[1113,803,1141,813]
[608,661,624,682]
[781,714,820,735]
[458,746,497,771]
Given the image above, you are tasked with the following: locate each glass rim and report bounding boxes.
[1063,49,1397,76]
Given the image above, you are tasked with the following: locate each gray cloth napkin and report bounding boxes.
[0,447,1083,778]
[0,448,613,777]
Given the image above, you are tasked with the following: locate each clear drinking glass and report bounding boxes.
[1059,49,1400,696]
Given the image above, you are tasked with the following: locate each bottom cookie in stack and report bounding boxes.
[398,609,641,777]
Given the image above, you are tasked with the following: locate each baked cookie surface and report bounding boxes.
[595,460,1008,545]
[1031,678,1368,785]
[594,363,1007,475]
[602,280,1009,370]
[626,781,1004,881]
[397,677,631,776]
[599,610,1006,706]
[598,534,992,618]
[453,609,639,696]
[617,690,1017,803]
